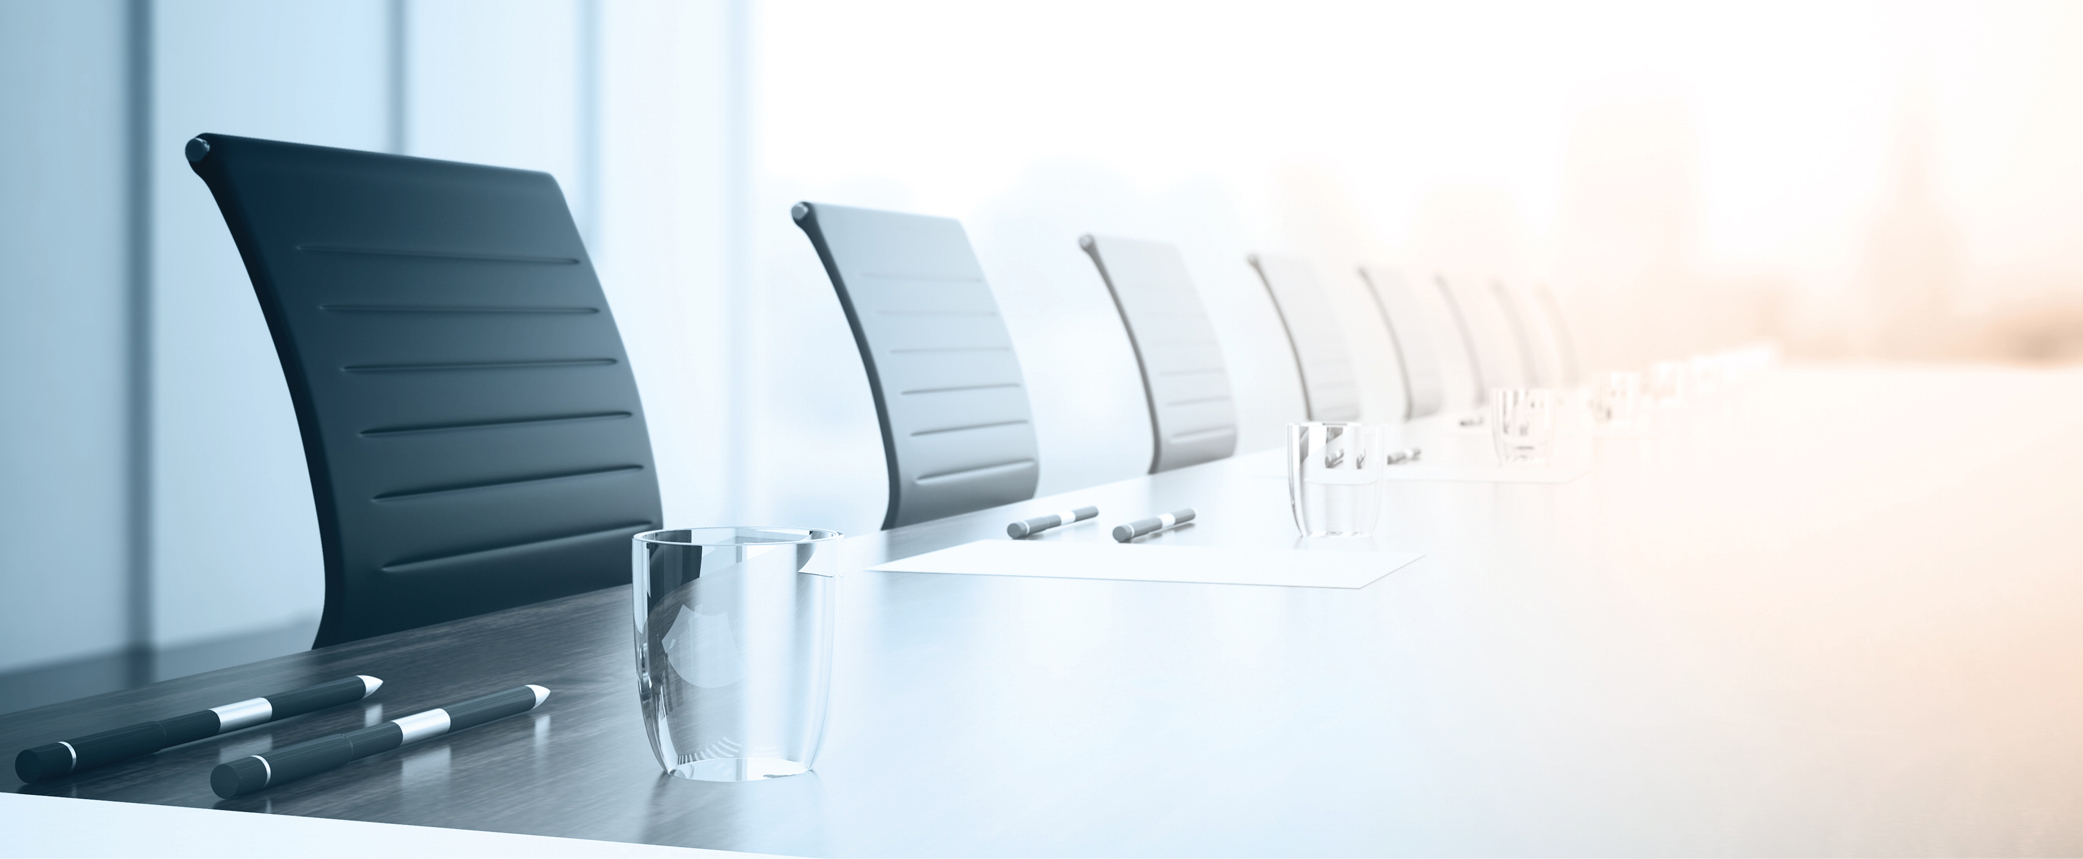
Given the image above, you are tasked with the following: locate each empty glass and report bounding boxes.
[633,527,840,782]
[1687,354,1723,399]
[1591,370,1644,429]
[1718,343,1778,386]
[1649,361,1689,407]
[1492,389,1558,465]
[1287,422,1386,537]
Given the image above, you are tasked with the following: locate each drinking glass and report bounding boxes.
[1492,389,1557,465]
[1649,361,1688,407]
[633,527,840,782]
[1687,354,1722,399]
[1287,422,1386,537]
[1590,370,1644,429]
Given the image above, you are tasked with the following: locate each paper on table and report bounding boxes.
[867,540,1420,589]
[1254,462,1590,484]
[1378,462,1590,483]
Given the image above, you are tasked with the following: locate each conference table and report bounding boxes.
[9,366,2083,856]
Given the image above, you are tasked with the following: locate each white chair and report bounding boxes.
[1248,254,1361,422]
[1080,235,1238,473]
[1355,266,1448,420]
[1528,282,1582,387]
[793,202,1040,529]
[1488,279,1551,387]
[1429,275,1499,409]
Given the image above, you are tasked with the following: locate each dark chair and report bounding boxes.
[1080,234,1237,473]
[792,202,1039,529]
[186,133,662,647]
[1247,253,1361,422]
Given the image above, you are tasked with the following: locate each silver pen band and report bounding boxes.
[211,697,275,732]
[393,709,453,744]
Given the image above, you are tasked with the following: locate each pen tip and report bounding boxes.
[526,685,551,707]
[359,675,383,696]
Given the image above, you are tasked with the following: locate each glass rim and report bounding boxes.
[633,526,844,547]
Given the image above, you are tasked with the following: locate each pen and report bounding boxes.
[1008,505,1099,538]
[1112,508,1196,542]
[15,675,382,784]
[211,684,549,798]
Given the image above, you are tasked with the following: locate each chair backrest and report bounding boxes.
[1427,275,1490,409]
[1080,235,1238,473]
[793,202,1039,529]
[1528,282,1582,387]
[186,133,663,647]
[1248,254,1361,422]
[1356,266,1447,420]
[1489,279,1551,387]
[1455,277,1531,391]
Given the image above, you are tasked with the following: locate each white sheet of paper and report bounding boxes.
[867,540,1420,589]
[1255,463,1590,484]
[1379,462,1591,483]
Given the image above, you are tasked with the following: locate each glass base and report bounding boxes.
[663,757,812,782]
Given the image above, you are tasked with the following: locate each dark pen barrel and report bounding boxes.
[1007,515,1054,538]
[15,722,164,783]
[1111,508,1196,542]
[1007,505,1098,539]
[15,745,76,783]
[17,711,210,782]
[211,723,405,799]
[65,722,167,772]
[157,710,223,747]
[267,676,375,719]
[211,685,547,799]
[13,675,380,784]
[444,686,543,732]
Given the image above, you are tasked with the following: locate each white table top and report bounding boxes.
[819,365,2083,855]
[0,791,756,858]
[10,365,2083,856]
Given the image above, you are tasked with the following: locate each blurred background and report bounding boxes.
[4,0,2080,712]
